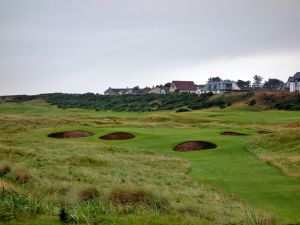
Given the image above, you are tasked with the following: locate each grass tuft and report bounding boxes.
[77,186,99,201]
[108,185,170,212]
[0,163,12,176]
[12,167,31,184]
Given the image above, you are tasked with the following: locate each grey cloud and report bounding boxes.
[0,0,300,94]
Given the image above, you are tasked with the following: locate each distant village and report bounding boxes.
[104,72,300,95]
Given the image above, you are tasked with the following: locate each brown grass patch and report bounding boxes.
[77,186,99,201]
[108,185,169,211]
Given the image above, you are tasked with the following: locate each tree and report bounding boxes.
[164,82,171,88]
[237,80,251,89]
[263,78,284,90]
[132,86,139,91]
[253,75,263,88]
[208,77,222,82]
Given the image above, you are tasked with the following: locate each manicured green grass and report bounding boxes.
[1,102,300,224]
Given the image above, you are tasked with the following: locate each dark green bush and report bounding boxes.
[248,99,256,106]
[59,207,68,223]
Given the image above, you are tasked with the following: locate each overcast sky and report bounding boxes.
[0,0,300,95]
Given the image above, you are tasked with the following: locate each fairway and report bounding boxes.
[1,102,300,224]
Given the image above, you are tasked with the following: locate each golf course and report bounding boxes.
[0,100,300,225]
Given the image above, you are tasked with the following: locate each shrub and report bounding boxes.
[59,207,68,223]
[176,108,190,113]
[77,186,99,201]
[248,99,257,106]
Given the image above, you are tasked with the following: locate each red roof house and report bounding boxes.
[169,81,197,93]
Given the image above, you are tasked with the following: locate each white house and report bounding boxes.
[148,87,165,94]
[196,85,206,94]
[203,80,241,94]
[148,86,170,94]
[287,72,300,92]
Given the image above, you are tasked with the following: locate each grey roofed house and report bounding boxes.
[104,87,128,95]
[142,87,152,94]
[287,72,300,92]
[125,87,151,95]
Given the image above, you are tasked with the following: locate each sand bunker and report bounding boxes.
[257,130,272,134]
[48,130,93,138]
[100,132,135,140]
[174,141,217,152]
[220,131,248,136]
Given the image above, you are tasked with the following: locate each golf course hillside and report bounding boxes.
[0,100,300,225]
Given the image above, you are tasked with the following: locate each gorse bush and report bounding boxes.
[6,91,300,111]
[260,93,300,110]
[176,107,191,113]
[42,92,217,112]
[249,99,257,106]
[59,207,68,223]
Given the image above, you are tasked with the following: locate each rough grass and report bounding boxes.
[250,127,300,177]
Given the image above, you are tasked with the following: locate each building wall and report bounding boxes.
[289,82,300,92]
[203,81,240,94]
[169,84,177,93]
[104,89,118,95]
[232,82,241,90]
[149,87,163,94]
[178,90,196,94]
